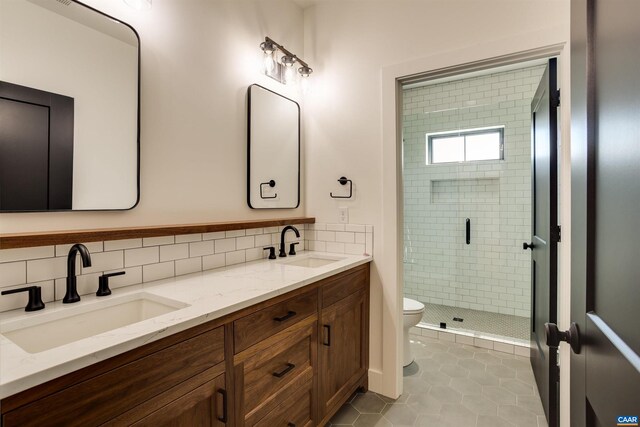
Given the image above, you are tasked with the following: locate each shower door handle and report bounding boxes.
[465,218,470,245]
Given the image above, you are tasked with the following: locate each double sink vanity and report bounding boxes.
[0,245,371,426]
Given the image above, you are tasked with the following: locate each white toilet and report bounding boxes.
[403,297,426,366]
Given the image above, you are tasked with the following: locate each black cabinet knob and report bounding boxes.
[1,286,45,311]
[523,242,535,250]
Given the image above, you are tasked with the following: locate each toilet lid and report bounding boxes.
[403,298,425,314]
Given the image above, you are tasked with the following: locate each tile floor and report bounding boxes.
[326,334,547,427]
[421,303,530,341]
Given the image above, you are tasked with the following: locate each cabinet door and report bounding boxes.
[131,373,227,427]
[319,291,366,417]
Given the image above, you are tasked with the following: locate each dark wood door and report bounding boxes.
[570,0,640,425]
[0,97,49,210]
[131,373,227,427]
[319,291,366,418]
[528,58,559,427]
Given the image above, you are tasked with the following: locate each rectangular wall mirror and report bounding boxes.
[0,0,140,212]
[247,84,300,209]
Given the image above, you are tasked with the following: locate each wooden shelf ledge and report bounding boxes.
[0,217,315,249]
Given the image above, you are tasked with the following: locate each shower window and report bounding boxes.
[427,126,504,164]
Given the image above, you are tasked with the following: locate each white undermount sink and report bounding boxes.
[279,254,346,268]
[0,292,188,354]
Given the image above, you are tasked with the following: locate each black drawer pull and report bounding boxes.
[272,363,296,378]
[216,388,228,423]
[288,423,296,427]
[273,310,296,322]
[323,324,331,346]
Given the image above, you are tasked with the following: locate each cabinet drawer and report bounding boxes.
[234,290,317,353]
[3,326,224,427]
[252,379,313,427]
[235,316,316,423]
[321,264,368,308]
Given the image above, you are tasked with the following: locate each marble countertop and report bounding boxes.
[0,251,371,399]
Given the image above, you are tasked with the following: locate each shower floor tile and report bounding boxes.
[421,303,529,341]
[326,334,547,427]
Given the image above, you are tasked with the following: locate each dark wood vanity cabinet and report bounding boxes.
[318,267,370,425]
[0,263,370,427]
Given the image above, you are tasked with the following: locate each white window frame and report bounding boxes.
[426,126,505,164]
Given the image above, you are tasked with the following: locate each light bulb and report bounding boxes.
[281,55,296,85]
[298,66,313,78]
[284,66,296,85]
[264,53,275,74]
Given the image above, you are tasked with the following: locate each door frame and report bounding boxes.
[379,32,570,423]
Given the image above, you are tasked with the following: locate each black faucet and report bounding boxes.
[64,244,92,304]
[279,225,300,257]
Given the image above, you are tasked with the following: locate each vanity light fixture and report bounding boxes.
[259,37,313,85]
[123,0,152,11]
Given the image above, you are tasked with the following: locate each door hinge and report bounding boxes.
[552,225,561,243]
[551,89,561,108]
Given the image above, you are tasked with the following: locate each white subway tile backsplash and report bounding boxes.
[345,224,366,233]
[104,238,142,251]
[317,231,336,242]
[143,261,175,282]
[325,242,345,254]
[308,240,326,252]
[143,236,175,247]
[0,262,26,287]
[335,232,355,244]
[225,250,246,266]
[174,234,202,243]
[125,247,159,267]
[214,238,235,254]
[0,222,360,314]
[27,257,67,283]
[344,243,366,255]
[202,253,225,271]
[160,244,189,262]
[107,266,143,289]
[0,246,55,263]
[175,257,202,276]
[189,240,215,257]
[254,234,272,248]
[55,242,103,257]
[202,231,225,241]
[236,236,255,250]
[81,251,124,275]
[245,247,263,262]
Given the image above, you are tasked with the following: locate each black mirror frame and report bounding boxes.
[1,0,141,213]
[247,84,300,209]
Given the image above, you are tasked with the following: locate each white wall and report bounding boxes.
[0,0,305,232]
[303,0,569,398]
[403,65,545,317]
